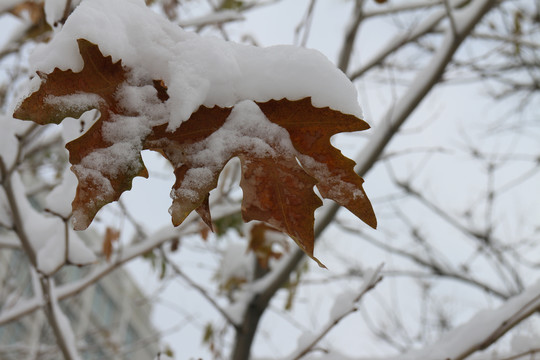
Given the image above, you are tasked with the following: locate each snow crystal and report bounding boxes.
[115,82,168,126]
[70,165,114,199]
[179,168,214,193]
[224,290,251,325]
[173,188,199,203]
[191,100,295,167]
[0,119,19,169]
[388,279,540,360]
[28,0,363,131]
[102,114,153,144]
[79,141,142,178]
[169,100,299,204]
[178,9,244,28]
[45,92,102,113]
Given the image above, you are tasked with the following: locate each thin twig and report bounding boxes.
[443,0,458,36]
[40,277,80,360]
[294,0,317,47]
[0,156,38,267]
[0,221,202,326]
[59,0,72,25]
[337,0,364,72]
[160,248,239,328]
[290,264,384,360]
[1,155,80,359]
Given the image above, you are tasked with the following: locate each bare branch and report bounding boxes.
[337,222,510,299]
[39,277,81,360]
[230,1,498,358]
[289,265,384,360]
[0,221,199,326]
[59,0,72,25]
[363,0,444,18]
[160,248,240,328]
[294,0,317,47]
[337,0,364,72]
[348,0,472,80]
[385,280,540,360]
[443,0,459,36]
[0,156,38,267]
[178,10,244,28]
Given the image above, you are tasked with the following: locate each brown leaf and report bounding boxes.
[9,2,45,25]
[248,223,285,269]
[239,154,321,261]
[14,39,149,230]
[147,105,232,227]
[103,227,120,261]
[259,99,376,229]
[14,38,376,264]
[170,238,180,252]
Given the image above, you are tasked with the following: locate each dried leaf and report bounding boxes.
[102,227,120,261]
[10,2,45,24]
[8,2,51,41]
[14,39,149,230]
[249,223,285,268]
[14,38,377,265]
[170,238,180,252]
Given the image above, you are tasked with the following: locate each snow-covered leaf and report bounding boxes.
[13,0,376,263]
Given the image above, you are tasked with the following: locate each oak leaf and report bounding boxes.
[14,39,376,264]
[14,39,150,231]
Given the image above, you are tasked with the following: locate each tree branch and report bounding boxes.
[337,0,364,72]
[229,1,498,358]
[40,277,81,360]
[0,221,200,326]
[160,248,240,328]
[348,0,472,81]
[289,265,383,360]
[384,279,540,360]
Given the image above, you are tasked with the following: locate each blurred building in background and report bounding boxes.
[0,242,159,360]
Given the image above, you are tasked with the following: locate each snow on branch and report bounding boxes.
[227,1,498,357]
[384,279,540,360]
[353,0,496,176]
[288,264,384,360]
[178,10,245,28]
[0,221,200,326]
[363,0,445,18]
[161,248,240,327]
[297,279,540,360]
[0,235,20,249]
[40,277,82,360]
